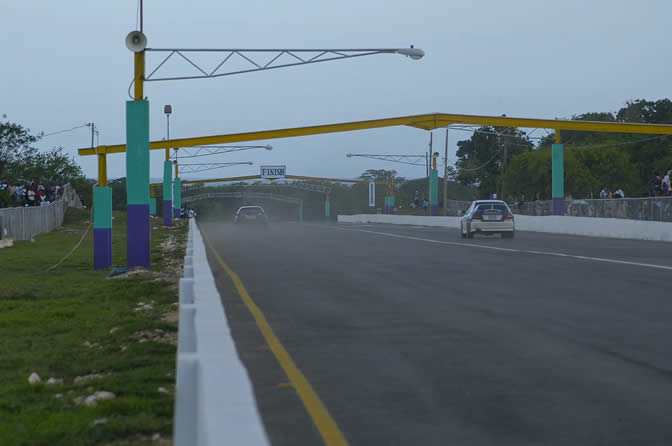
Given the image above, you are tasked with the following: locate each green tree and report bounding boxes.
[1,117,91,203]
[455,125,533,198]
[358,169,405,186]
[505,146,640,200]
[0,117,38,181]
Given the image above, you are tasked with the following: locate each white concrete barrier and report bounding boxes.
[338,214,462,227]
[514,215,672,242]
[174,219,270,446]
[337,214,672,242]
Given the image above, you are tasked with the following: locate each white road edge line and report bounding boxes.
[333,227,672,272]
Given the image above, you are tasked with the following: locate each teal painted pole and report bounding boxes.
[163,161,173,226]
[389,195,395,214]
[93,186,112,269]
[299,200,303,223]
[552,143,564,215]
[173,177,182,218]
[430,169,439,216]
[150,197,157,216]
[125,100,151,268]
[325,198,330,218]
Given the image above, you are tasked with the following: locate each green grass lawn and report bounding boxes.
[0,208,188,446]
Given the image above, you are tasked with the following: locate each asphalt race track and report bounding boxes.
[199,221,672,446]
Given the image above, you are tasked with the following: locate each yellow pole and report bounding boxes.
[165,148,170,162]
[150,185,156,198]
[432,157,437,170]
[555,129,561,144]
[134,51,145,100]
[174,161,179,178]
[98,153,108,187]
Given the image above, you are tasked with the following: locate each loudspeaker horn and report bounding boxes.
[125,31,147,53]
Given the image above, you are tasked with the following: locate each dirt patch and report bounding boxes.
[132,329,177,345]
[162,311,178,323]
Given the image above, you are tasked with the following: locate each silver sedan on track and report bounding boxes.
[460,200,515,238]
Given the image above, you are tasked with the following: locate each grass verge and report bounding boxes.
[0,208,188,446]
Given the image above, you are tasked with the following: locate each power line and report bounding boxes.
[563,133,672,151]
[40,124,90,138]
[455,148,502,173]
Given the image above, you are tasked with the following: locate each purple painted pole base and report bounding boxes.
[174,208,181,218]
[430,205,439,216]
[94,228,112,270]
[127,204,151,268]
[163,200,172,227]
[552,197,564,216]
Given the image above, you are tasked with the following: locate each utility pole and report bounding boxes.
[501,134,508,201]
[443,127,449,215]
[428,132,432,214]
[88,122,95,148]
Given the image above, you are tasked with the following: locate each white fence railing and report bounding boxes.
[0,184,81,241]
[174,219,269,445]
[514,196,672,222]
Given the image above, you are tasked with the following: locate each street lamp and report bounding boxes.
[161,104,174,227]
[140,45,425,82]
[118,26,424,271]
[396,46,425,60]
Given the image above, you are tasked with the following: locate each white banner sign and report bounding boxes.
[368,182,376,207]
[260,165,286,179]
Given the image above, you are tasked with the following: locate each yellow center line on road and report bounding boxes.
[200,228,349,446]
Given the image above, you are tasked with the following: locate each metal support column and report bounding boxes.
[163,161,173,226]
[430,159,439,216]
[149,185,157,217]
[126,100,151,268]
[93,185,112,269]
[173,177,182,218]
[552,131,564,216]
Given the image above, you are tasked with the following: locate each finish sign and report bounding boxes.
[260,165,286,179]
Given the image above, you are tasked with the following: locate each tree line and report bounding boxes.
[0,116,91,206]
[454,99,672,201]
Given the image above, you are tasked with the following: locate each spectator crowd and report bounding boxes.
[0,182,63,208]
[599,185,625,199]
[652,170,672,196]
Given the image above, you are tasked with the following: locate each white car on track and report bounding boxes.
[460,200,515,238]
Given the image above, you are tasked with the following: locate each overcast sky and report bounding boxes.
[3,0,670,182]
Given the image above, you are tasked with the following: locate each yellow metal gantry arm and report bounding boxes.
[134,51,144,100]
[97,153,107,187]
[78,112,672,157]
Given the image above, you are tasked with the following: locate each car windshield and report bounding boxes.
[475,203,509,212]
